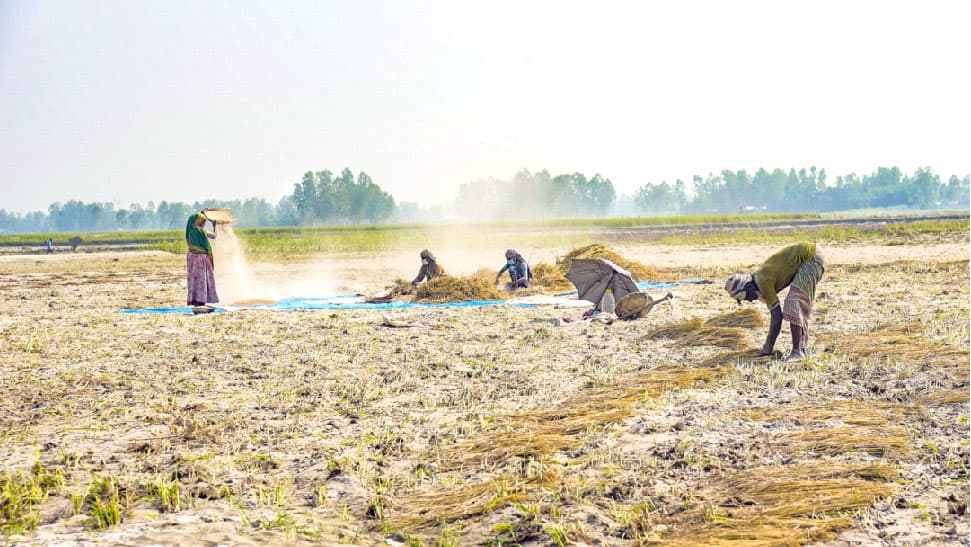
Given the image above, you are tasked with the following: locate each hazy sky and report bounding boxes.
[1,1,969,213]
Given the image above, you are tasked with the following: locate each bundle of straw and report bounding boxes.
[557,243,661,281]
[704,308,765,329]
[413,275,504,302]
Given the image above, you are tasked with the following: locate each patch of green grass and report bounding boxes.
[1,214,964,259]
[145,474,183,512]
[652,218,969,246]
[84,475,128,529]
[0,460,67,534]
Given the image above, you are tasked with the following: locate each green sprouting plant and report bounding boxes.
[147,475,183,512]
[260,510,296,539]
[83,475,132,530]
[257,478,292,508]
[89,490,122,529]
[0,460,67,534]
[437,521,461,547]
[312,484,328,507]
[71,490,86,516]
[544,524,567,547]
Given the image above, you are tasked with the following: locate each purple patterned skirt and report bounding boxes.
[186,252,219,305]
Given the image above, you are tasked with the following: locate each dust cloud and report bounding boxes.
[209,223,569,303]
[212,225,341,304]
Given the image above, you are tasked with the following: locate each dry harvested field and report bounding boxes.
[0,238,968,545]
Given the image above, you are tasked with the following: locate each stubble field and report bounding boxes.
[0,235,968,546]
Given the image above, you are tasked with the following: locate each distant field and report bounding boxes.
[0,212,966,259]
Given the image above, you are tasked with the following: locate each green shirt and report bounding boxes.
[754,242,816,309]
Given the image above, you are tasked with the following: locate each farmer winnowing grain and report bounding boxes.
[185,212,219,306]
[724,242,825,362]
[495,249,531,291]
[412,249,445,286]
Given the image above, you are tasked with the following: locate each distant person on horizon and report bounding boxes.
[46,238,53,254]
[412,249,444,286]
[496,249,531,291]
[185,212,219,306]
[724,241,825,362]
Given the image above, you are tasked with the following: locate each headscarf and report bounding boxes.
[505,249,521,261]
[185,212,212,260]
[724,273,754,303]
[420,249,436,261]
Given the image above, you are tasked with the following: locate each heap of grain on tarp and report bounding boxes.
[365,279,415,303]
[529,263,575,292]
[413,275,504,303]
[558,243,660,280]
[528,243,661,291]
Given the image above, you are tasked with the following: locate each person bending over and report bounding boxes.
[724,241,825,362]
[496,249,531,291]
[412,249,444,286]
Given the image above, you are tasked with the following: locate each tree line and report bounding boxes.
[454,169,617,220]
[0,165,967,233]
[0,168,397,233]
[634,166,970,216]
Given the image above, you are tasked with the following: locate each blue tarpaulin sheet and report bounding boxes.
[119,279,705,314]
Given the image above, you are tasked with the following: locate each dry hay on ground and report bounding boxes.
[393,470,561,529]
[751,399,917,427]
[825,325,969,377]
[920,388,969,407]
[660,463,897,546]
[524,243,664,291]
[529,262,575,292]
[704,308,765,329]
[670,326,748,350]
[470,265,555,296]
[644,318,705,340]
[442,366,733,469]
[776,426,912,458]
[557,243,661,281]
[396,365,734,528]
[643,309,762,349]
[413,275,504,302]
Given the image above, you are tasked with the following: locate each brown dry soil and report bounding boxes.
[0,240,968,546]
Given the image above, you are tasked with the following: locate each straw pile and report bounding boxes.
[671,327,749,350]
[777,426,912,457]
[393,365,732,527]
[524,243,662,291]
[413,275,504,303]
[393,470,561,528]
[644,318,705,340]
[643,310,761,349]
[529,262,575,291]
[557,243,661,281]
[752,400,916,427]
[827,326,969,378]
[921,388,969,407]
[704,308,765,329]
[437,366,732,470]
[662,463,897,546]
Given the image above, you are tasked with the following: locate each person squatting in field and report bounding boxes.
[724,241,825,362]
[185,212,219,306]
[412,249,445,286]
[496,249,532,291]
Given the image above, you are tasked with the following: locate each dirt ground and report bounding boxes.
[0,239,968,545]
